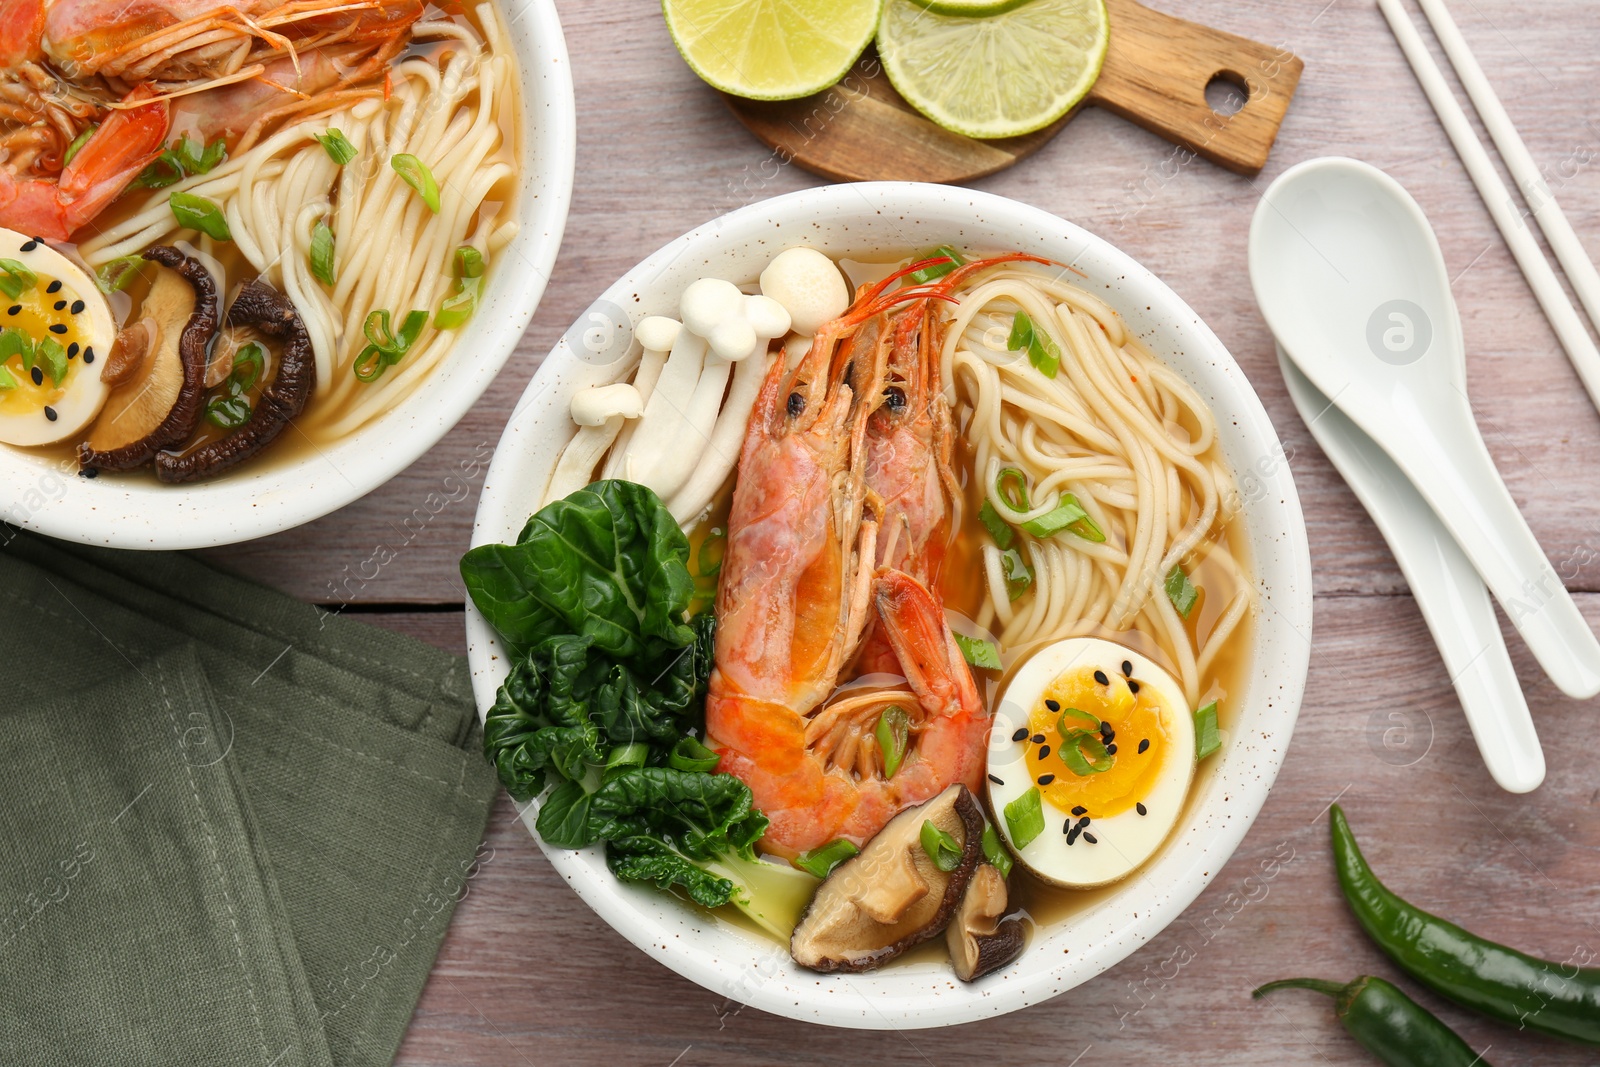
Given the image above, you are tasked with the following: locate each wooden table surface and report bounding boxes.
[208,0,1600,1062]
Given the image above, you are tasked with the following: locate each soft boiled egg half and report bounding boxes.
[0,227,116,446]
[986,637,1195,888]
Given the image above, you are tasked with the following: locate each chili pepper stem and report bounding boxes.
[1253,978,1348,1000]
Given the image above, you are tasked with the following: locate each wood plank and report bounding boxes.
[199,0,1600,607]
[377,592,1600,1064]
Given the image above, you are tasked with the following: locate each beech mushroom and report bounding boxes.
[153,278,314,483]
[946,863,1027,981]
[543,382,644,505]
[790,785,984,973]
[599,315,679,483]
[79,246,217,473]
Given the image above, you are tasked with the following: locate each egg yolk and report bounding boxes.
[1024,664,1169,817]
[0,271,91,420]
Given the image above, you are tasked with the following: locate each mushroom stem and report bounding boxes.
[609,328,707,489]
[545,416,625,506]
[668,349,772,524]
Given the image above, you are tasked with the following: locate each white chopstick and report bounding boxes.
[1377,0,1600,412]
[1416,0,1600,336]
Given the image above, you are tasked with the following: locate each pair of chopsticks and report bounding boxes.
[1377,0,1600,409]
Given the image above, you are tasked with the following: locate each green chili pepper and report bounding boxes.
[1254,975,1491,1067]
[1331,804,1600,1045]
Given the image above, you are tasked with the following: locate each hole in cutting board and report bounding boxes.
[1205,71,1250,116]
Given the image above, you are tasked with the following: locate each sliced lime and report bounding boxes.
[907,0,1036,15]
[663,0,883,101]
[877,0,1109,139]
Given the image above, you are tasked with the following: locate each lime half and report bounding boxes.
[663,0,883,101]
[877,0,1109,139]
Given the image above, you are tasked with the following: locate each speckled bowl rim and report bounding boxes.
[466,182,1313,1030]
[0,0,576,550]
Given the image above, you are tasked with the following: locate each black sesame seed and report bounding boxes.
[1011,727,1028,742]
[43,406,56,421]
[6,305,18,316]
[1099,720,1113,736]
[48,323,67,334]
[1065,826,1082,845]
[987,773,1004,786]
[1071,805,1087,816]
[52,299,66,311]
[1128,680,1141,694]
[1063,819,1072,834]
[70,299,84,315]
[46,279,61,294]
[82,347,94,364]
[1037,773,1056,785]
[1094,670,1109,686]
[29,366,42,386]
[20,239,37,252]
[66,342,78,358]
[1030,733,1045,744]
[1136,802,1147,816]
[1038,745,1051,759]
[1122,660,1133,677]
[1138,738,1150,754]
[1083,832,1098,844]
[786,392,805,416]
[1106,743,1118,755]
[1044,699,1060,713]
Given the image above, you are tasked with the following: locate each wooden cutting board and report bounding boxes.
[722,0,1304,183]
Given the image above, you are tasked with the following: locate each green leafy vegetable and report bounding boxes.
[978,499,1015,549]
[352,307,427,381]
[875,705,909,777]
[794,839,859,879]
[169,191,231,240]
[1007,310,1061,378]
[907,244,965,284]
[134,135,226,189]
[391,153,440,212]
[1194,701,1221,761]
[1000,547,1033,601]
[0,259,37,300]
[36,337,67,386]
[95,255,145,294]
[668,735,720,773]
[1004,787,1044,849]
[1165,564,1199,618]
[310,220,336,286]
[315,128,358,165]
[62,125,96,168]
[1022,493,1105,543]
[953,632,1002,670]
[920,819,962,872]
[981,824,1013,878]
[434,245,485,329]
[1058,728,1115,776]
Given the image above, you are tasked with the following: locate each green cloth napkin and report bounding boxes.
[0,527,499,1066]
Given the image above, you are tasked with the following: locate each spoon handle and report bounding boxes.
[1392,395,1600,700]
[1281,357,1544,791]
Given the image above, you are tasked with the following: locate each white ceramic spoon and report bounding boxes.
[1251,156,1600,700]
[1280,350,1545,792]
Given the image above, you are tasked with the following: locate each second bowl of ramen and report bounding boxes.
[465,182,1312,1028]
[0,0,575,548]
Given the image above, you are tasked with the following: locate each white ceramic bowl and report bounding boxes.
[466,183,1313,1029]
[0,0,575,550]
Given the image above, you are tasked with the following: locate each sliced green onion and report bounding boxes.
[953,632,1002,670]
[1059,728,1115,776]
[1007,309,1033,352]
[0,365,15,390]
[1165,564,1199,618]
[1194,701,1221,761]
[353,307,428,382]
[667,735,720,774]
[696,529,725,578]
[0,259,38,300]
[229,342,265,393]
[907,244,965,284]
[1003,787,1044,849]
[874,705,910,778]
[0,327,35,370]
[134,136,227,189]
[315,128,358,165]
[435,245,485,330]
[310,220,336,286]
[1000,547,1033,601]
[1007,310,1060,378]
[205,394,251,428]
[36,337,66,386]
[391,153,440,212]
[170,191,231,240]
[454,245,485,279]
[981,824,1013,878]
[1022,493,1106,543]
[978,499,1015,549]
[1056,706,1101,733]
[920,819,962,872]
[63,125,96,168]
[605,742,650,771]
[95,255,145,294]
[995,467,1030,513]
[794,839,859,879]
